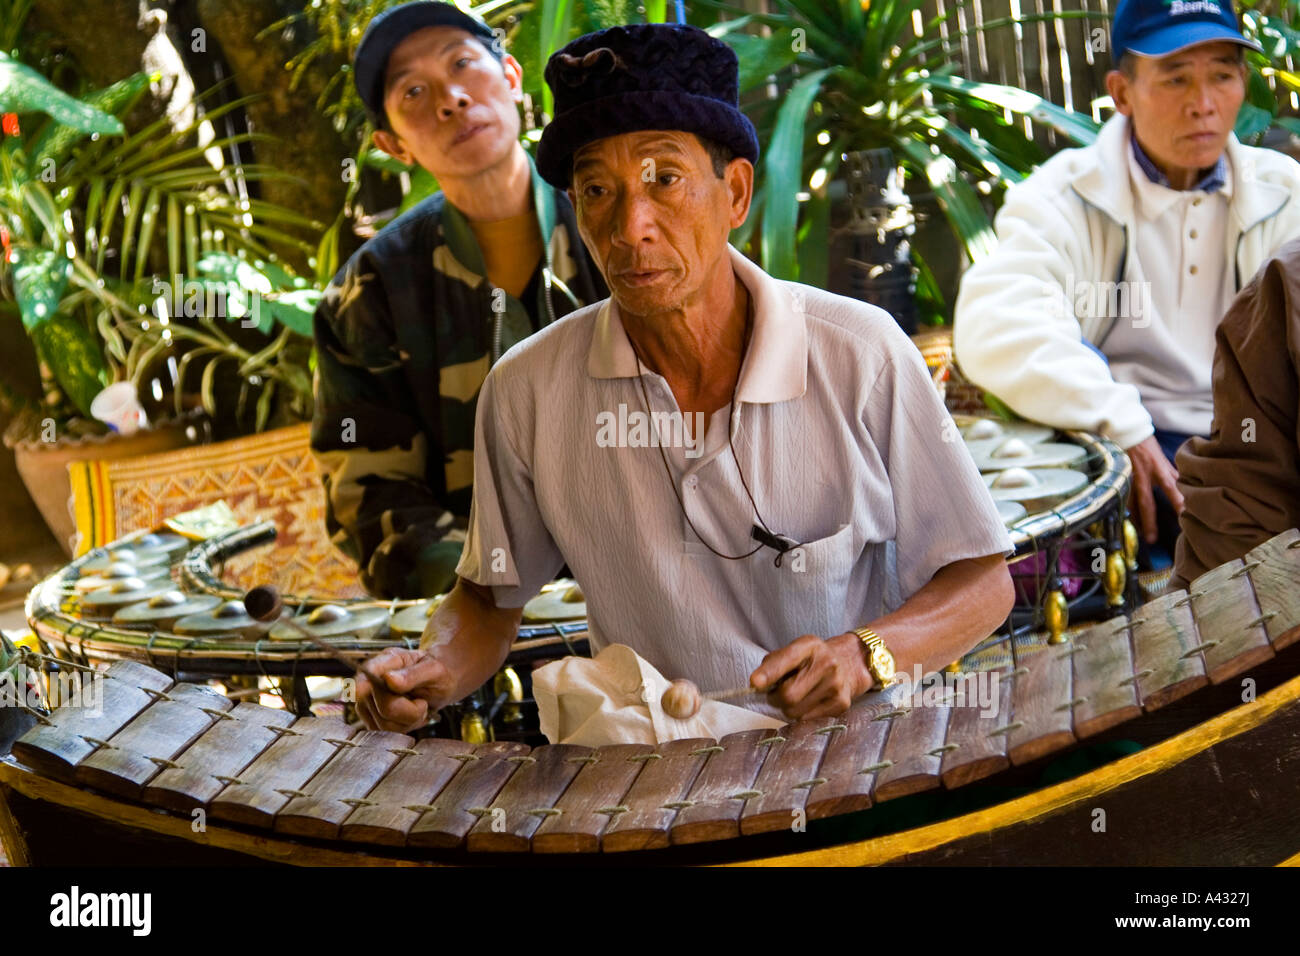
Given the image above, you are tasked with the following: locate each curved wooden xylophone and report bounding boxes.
[3,529,1298,865]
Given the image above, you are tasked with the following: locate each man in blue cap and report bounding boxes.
[955,0,1300,570]
[311,2,606,599]
[353,23,1014,733]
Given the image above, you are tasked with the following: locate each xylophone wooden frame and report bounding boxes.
[3,529,1299,866]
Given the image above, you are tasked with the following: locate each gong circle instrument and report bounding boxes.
[4,528,1299,865]
[954,417,1138,646]
[22,523,591,744]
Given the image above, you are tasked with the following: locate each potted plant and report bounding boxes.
[1,48,321,552]
[704,0,1101,320]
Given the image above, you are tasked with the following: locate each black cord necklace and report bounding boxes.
[624,305,800,567]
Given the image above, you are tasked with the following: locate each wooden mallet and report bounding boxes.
[243,585,391,693]
[661,679,767,720]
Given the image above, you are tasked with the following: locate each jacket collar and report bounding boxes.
[587,244,807,404]
[1071,113,1289,235]
[438,149,559,281]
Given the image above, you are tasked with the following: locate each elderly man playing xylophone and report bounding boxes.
[355,23,1014,733]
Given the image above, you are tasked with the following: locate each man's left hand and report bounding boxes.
[750,633,873,720]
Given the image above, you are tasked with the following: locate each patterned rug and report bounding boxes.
[69,424,365,600]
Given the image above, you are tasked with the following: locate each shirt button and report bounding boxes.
[1189,265,1198,275]
[685,476,698,489]
[1189,229,1198,239]
[1192,198,1202,207]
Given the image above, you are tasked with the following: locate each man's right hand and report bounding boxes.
[355,647,453,733]
[1126,434,1185,544]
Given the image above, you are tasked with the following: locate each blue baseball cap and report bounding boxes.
[353,2,503,125]
[1111,0,1262,60]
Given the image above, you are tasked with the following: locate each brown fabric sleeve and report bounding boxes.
[1171,241,1300,590]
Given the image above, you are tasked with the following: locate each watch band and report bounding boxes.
[851,626,896,687]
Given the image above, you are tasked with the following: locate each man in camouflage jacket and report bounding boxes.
[311,3,606,598]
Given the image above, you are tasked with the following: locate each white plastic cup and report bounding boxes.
[90,382,149,436]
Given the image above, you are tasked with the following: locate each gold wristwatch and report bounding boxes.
[852,626,897,689]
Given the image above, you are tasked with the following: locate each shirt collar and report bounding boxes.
[1129,129,1228,194]
[587,244,807,404]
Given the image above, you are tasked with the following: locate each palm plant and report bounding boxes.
[704,0,1102,296]
[1238,0,1300,141]
[0,53,323,433]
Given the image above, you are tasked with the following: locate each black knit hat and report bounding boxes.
[536,23,760,189]
[353,1,503,126]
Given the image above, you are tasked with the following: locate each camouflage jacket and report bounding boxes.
[311,152,607,599]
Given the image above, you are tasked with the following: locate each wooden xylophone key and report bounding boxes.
[1130,589,1209,710]
[1189,559,1274,683]
[873,699,952,801]
[209,716,357,828]
[739,717,841,835]
[1244,529,1300,650]
[803,695,893,820]
[75,682,234,799]
[340,738,484,847]
[12,660,172,780]
[600,738,714,853]
[465,744,596,852]
[1007,643,1076,765]
[275,730,414,839]
[939,667,1014,789]
[406,742,530,849]
[144,702,295,813]
[669,728,774,845]
[531,743,656,853]
[1069,619,1142,739]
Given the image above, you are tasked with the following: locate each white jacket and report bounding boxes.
[953,113,1300,449]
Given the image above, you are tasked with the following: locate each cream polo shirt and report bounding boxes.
[457,245,1012,708]
[1100,143,1236,437]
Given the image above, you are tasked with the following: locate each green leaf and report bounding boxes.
[29,311,109,417]
[260,290,322,337]
[925,73,1100,145]
[1235,67,1278,141]
[254,377,277,433]
[795,182,831,289]
[982,390,1017,422]
[200,353,221,414]
[720,29,803,94]
[540,0,578,118]
[361,148,412,174]
[760,66,837,279]
[899,137,996,262]
[29,71,154,171]
[1235,103,1275,142]
[11,248,71,331]
[196,252,274,294]
[20,180,63,244]
[921,116,1023,185]
[397,165,440,216]
[0,52,124,134]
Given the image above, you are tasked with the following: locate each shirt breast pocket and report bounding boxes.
[759,523,858,638]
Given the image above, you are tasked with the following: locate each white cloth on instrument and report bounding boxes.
[532,644,783,746]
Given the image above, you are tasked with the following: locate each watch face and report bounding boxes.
[871,645,896,682]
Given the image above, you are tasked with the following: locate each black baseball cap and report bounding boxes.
[353,1,503,125]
